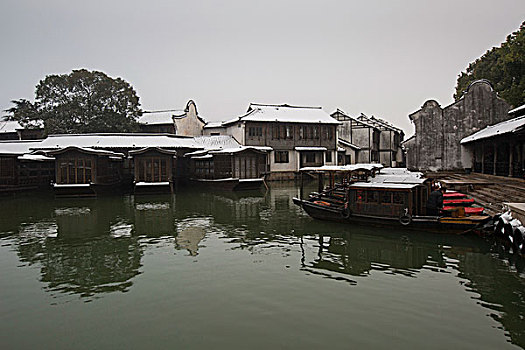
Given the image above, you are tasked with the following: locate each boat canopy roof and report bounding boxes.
[370,174,427,184]
[299,163,383,173]
[348,182,420,190]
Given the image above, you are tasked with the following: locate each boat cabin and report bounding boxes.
[129,147,177,194]
[188,147,269,190]
[47,146,124,197]
[347,182,425,218]
[0,141,55,194]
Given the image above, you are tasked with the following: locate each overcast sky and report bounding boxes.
[1,0,524,135]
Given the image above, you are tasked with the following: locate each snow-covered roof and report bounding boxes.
[369,174,426,184]
[191,154,213,160]
[379,167,423,176]
[331,109,378,129]
[338,138,361,150]
[33,133,199,150]
[358,114,403,133]
[138,110,183,125]
[128,147,178,156]
[0,140,44,155]
[224,104,340,125]
[18,154,54,161]
[193,135,241,150]
[300,163,383,172]
[46,146,125,158]
[209,146,272,155]
[509,104,525,116]
[295,146,327,151]
[203,121,224,129]
[460,115,525,144]
[349,182,419,190]
[0,120,23,133]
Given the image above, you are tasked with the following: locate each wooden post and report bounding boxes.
[493,142,497,176]
[509,141,514,177]
[300,171,304,200]
[481,142,485,174]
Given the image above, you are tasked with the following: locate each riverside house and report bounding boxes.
[33,134,199,196]
[138,100,205,136]
[203,104,340,180]
[332,109,404,167]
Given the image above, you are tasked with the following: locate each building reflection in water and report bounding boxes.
[175,218,208,256]
[13,196,143,301]
[2,186,525,346]
[133,194,175,237]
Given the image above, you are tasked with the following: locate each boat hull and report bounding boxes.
[293,198,491,234]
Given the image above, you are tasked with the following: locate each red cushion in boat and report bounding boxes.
[443,206,484,214]
[443,192,467,198]
[443,198,475,205]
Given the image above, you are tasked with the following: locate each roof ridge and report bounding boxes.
[249,103,322,110]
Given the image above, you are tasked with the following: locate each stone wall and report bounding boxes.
[407,80,511,171]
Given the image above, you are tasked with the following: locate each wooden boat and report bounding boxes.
[293,165,491,234]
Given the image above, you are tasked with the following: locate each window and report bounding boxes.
[285,125,293,139]
[380,192,392,203]
[305,152,316,163]
[0,158,15,179]
[248,127,262,137]
[325,151,332,163]
[371,150,379,162]
[57,157,92,184]
[393,192,405,204]
[274,151,289,163]
[195,159,213,178]
[137,157,168,182]
[356,190,365,202]
[313,126,319,139]
[327,126,334,140]
[366,191,378,203]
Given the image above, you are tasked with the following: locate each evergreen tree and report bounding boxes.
[5,69,142,134]
[454,21,525,108]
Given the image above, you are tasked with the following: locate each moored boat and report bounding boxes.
[293,165,491,234]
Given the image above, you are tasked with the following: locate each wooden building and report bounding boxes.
[332,109,380,164]
[47,146,124,197]
[203,104,339,180]
[0,140,54,194]
[129,147,177,194]
[188,135,269,190]
[355,114,404,167]
[0,119,44,140]
[34,134,200,196]
[460,105,525,178]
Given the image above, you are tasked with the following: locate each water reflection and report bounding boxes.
[1,185,524,347]
[133,195,175,237]
[175,218,208,256]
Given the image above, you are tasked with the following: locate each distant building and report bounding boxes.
[460,105,525,178]
[0,119,44,140]
[405,80,511,171]
[332,109,404,167]
[203,103,340,180]
[138,100,205,136]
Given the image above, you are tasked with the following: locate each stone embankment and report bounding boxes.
[425,172,525,216]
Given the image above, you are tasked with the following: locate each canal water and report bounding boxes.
[0,183,524,349]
